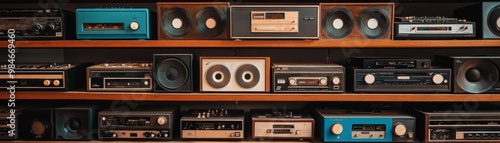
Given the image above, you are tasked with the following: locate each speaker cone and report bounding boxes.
[357,7,389,39]
[156,58,189,90]
[206,64,230,88]
[58,113,88,139]
[322,8,354,39]
[195,7,226,38]
[161,8,192,38]
[456,59,499,93]
[487,5,500,36]
[235,64,261,88]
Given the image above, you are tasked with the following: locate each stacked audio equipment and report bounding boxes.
[87,62,153,92]
[349,57,451,93]
[251,109,314,140]
[75,8,150,39]
[20,107,56,140]
[55,105,101,140]
[181,109,244,140]
[153,54,193,92]
[98,106,178,140]
[394,16,475,39]
[272,63,345,93]
[0,63,89,90]
[315,109,415,142]
[230,5,319,39]
[454,2,500,39]
[0,9,65,40]
[414,109,500,142]
[320,3,393,40]
[200,57,270,92]
[157,2,229,39]
[435,56,500,93]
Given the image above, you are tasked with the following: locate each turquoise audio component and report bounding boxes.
[315,109,415,142]
[76,8,150,39]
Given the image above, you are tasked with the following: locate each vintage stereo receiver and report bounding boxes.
[230,5,319,39]
[87,62,152,92]
[415,109,500,142]
[251,109,314,140]
[320,3,394,40]
[315,109,415,142]
[0,9,65,40]
[272,63,344,93]
[351,67,451,92]
[76,8,150,39]
[349,57,431,69]
[395,16,476,39]
[0,109,18,140]
[157,2,229,39]
[0,63,89,90]
[98,106,178,140]
[434,56,500,93]
[181,109,244,140]
[200,57,270,92]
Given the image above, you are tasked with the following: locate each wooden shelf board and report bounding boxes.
[4,40,500,48]
[1,91,498,102]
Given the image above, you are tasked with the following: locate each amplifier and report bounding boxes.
[76,8,150,39]
[435,56,500,93]
[395,16,476,39]
[0,63,89,90]
[251,109,314,140]
[0,109,18,140]
[0,9,65,40]
[315,109,415,142]
[230,5,319,39]
[200,57,270,92]
[98,106,178,140]
[349,57,431,69]
[272,63,344,93]
[415,109,500,142]
[351,67,451,92]
[87,62,152,92]
[181,109,244,140]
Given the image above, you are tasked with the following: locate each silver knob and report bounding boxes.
[130,21,139,31]
[332,76,341,85]
[331,124,343,135]
[364,74,376,84]
[432,74,444,84]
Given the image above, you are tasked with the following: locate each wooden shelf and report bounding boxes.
[4,140,319,143]
[2,91,499,102]
[4,40,500,48]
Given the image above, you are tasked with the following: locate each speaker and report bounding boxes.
[320,3,393,40]
[153,54,193,92]
[20,107,55,140]
[454,2,500,39]
[435,56,500,93]
[200,57,270,92]
[157,2,229,39]
[55,105,100,140]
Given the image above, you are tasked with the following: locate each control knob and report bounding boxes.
[320,78,327,85]
[157,116,167,126]
[44,23,56,33]
[295,130,301,135]
[130,22,139,31]
[32,23,43,34]
[393,123,407,136]
[432,74,444,84]
[43,80,51,86]
[364,74,376,84]
[331,124,343,135]
[332,76,341,85]
[111,133,118,138]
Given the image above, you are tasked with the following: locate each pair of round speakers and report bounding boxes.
[322,7,390,39]
[206,64,261,89]
[161,7,226,38]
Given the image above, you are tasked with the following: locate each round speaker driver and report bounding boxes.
[195,7,226,38]
[156,58,189,90]
[161,7,192,38]
[357,7,389,39]
[205,64,231,88]
[235,64,260,88]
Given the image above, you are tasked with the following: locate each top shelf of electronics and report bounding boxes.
[4,40,500,48]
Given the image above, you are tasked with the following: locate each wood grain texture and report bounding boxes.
[1,91,498,102]
[3,40,500,48]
